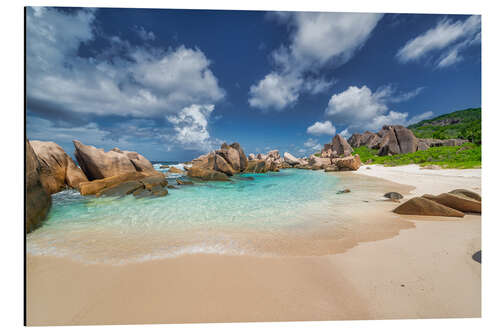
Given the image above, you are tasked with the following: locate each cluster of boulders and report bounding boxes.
[348,125,468,156]
[393,189,481,217]
[26,139,170,232]
[73,140,168,197]
[187,142,249,180]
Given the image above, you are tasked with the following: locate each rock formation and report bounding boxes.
[188,142,248,180]
[333,154,361,171]
[26,139,51,232]
[30,140,88,194]
[393,197,465,217]
[422,193,481,213]
[449,189,481,202]
[347,124,469,157]
[73,140,158,181]
[393,189,481,217]
[283,152,302,166]
[321,134,354,158]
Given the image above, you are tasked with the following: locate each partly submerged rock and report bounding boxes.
[78,172,147,196]
[168,166,184,174]
[141,175,168,190]
[393,197,465,217]
[423,193,481,213]
[96,180,144,197]
[336,189,351,194]
[245,160,269,173]
[176,178,194,185]
[26,139,51,233]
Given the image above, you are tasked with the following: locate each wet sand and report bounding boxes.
[26,165,481,325]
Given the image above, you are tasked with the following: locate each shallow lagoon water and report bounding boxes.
[27,168,409,264]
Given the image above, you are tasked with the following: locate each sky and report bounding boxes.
[26,7,481,161]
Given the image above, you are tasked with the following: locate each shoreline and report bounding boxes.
[26,164,481,325]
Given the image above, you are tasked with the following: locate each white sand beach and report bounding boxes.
[26,165,481,325]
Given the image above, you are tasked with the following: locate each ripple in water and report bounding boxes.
[27,169,403,264]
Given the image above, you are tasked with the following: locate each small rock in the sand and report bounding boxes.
[176,179,194,185]
[336,189,351,194]
[384,192,404,201]
[401,284,405,287]
[366,166,371,170]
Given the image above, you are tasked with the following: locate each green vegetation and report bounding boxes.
[408,107,481,144]
[353,144,481,169]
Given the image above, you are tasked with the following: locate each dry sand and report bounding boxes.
[26,164,481,325]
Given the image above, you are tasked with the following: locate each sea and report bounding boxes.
[26,163,405,265]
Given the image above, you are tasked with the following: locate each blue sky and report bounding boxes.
[26,7,481,161]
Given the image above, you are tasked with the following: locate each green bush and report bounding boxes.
[353,143,481,169]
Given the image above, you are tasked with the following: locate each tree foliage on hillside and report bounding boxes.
[408,108,481,144]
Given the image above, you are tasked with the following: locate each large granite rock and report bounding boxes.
[333,154,361,171]
[423,193,481,213]
[348,133,363,148]
[81,172,169,197]
[230,142,249,171]
[245,160,269,173]
[393,197,465,217]
[330,134,353,157]
[214,153,236,176]
[378,126,401,156]
[30,140,88,194]
[284,152,301,165]
[362,131,383,149]
[217,143,241,172]
[308,155,332,168]
[78,172,147,196]
[392,125,418,154]
[73,140,158,180]
[187,166,230,181]
[26,139,52,233]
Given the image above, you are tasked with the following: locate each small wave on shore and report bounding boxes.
[26,169,413,265]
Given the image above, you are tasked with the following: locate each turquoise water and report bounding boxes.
[27,168,393,264]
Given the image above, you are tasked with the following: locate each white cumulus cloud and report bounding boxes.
[249,12,383,111]
[166,104,219,151]
[27,7,225,120]
[306,120,336,136]
[324,84,430,133]
[396,15,480,68]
